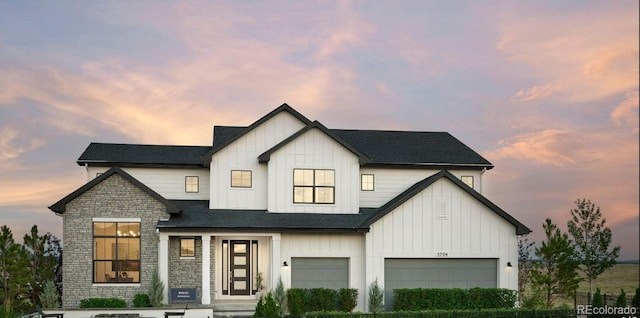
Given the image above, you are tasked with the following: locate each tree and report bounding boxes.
[0,225,31,312]
[517,235,535,302]
[273,277,287,316]
[368,278,384,313]
[23,225,57,308]
[530,218,581,308]
[567,198,621,296]
[148,267,165,307]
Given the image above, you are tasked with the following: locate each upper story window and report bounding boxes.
[293,169,334,204]
[461,176,474,188]
[185,176,199,193]
[93,221,140,283]
[180,238,195,257]
[361,174,374,191]
[231,170,252,188]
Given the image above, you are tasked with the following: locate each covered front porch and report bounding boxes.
[157,231,284,305]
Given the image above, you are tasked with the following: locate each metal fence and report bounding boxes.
[574,291,635,307]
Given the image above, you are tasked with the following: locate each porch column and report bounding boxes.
[158,233,169,304]
[270,234,281,289]
[201,235,211,305]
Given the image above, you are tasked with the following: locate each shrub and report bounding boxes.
[393,288,517,311]
[79,297,127,308]
[39,280,60,308]
[615,289,627,307]
[633,287,640,307]
[368,278,384,313]
[337,288,358,312]
[274,278,287,315]
[148,267,165,307]
[287,288,306,316]
[133,293,151,307]
[308,288,337,312]
[592,288,604,308]
[255,292,280,318]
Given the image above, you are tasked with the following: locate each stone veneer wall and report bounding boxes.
[62,174,170,308]
[168,237,202,301]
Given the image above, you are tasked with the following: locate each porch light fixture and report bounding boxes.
[507,262,512,267]
[283,261,288,267]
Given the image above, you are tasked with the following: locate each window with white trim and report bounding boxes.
[180,238,195,257]
[93,222,140,283]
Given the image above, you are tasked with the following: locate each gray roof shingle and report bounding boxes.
[77,143,211,167]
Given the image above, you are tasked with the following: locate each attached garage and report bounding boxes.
[384,258,497,309]
[291,257,349,289]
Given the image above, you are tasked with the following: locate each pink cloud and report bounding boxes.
[485,129,577,166]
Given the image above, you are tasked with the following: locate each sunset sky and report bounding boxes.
[0,1,638,259]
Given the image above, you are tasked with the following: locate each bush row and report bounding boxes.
[79,298,127,308]
[306,309,577,318]
[393,288,517,311]
[287,288,359,315]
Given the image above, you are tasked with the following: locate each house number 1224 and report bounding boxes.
[436,252,448,257]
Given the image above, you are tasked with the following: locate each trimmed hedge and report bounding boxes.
[393,288,517,311]
[133,293,150,308]
[286,288,359,314]
[305,309,577,318]
[79,298,127,308]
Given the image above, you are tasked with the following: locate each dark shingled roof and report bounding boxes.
[49,167,181,214]
[77,104,492,169]
[77,143,211,167]
[157,200,375,233]
[157,170,530,235]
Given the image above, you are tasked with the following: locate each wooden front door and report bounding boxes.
[230,240,251,295]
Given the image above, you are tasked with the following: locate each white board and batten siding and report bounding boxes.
[209,111,307,210]
[365,177,518,292]
[267,128,360,213]
[359,168,484,208]
[86,167,210,200]
[281,233,366,311]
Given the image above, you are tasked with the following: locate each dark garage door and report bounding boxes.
[384,259,497,310]
[291,257,349,289]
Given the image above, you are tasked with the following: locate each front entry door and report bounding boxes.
[230,240,251,295]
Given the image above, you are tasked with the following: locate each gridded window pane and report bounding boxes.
[185,176,199,193]
[231,170,252,188]
[315,188,334,203]
[361,174,374,191]
[180,238,195,257]
[461,176,474,188]
[294,169,314,186]
[93,221,140,283]
[315,170,334,186]
[294,187,314,203]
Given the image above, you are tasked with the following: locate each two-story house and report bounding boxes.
[49,104,530,311]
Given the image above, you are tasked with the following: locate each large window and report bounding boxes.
[93,222,140,283]
[293,169,334,204]
[231,170,252,188]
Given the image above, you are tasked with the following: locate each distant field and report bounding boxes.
[576,263,640,295]
[525,263,640,306]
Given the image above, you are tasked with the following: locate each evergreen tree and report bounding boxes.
[530,218,581,308]
[23,225,57,308]
[148,267,165,307]
[273,277,287,316]
[0,225,31,312]
[615,289,627,307]
[567,199,621,295]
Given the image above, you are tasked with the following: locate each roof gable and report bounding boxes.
[202,103,312,166]
[49,167,181,214]
[258,120,370,164]
[360,170,531,235]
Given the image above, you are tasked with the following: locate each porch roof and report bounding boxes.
[157,200,375,233]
